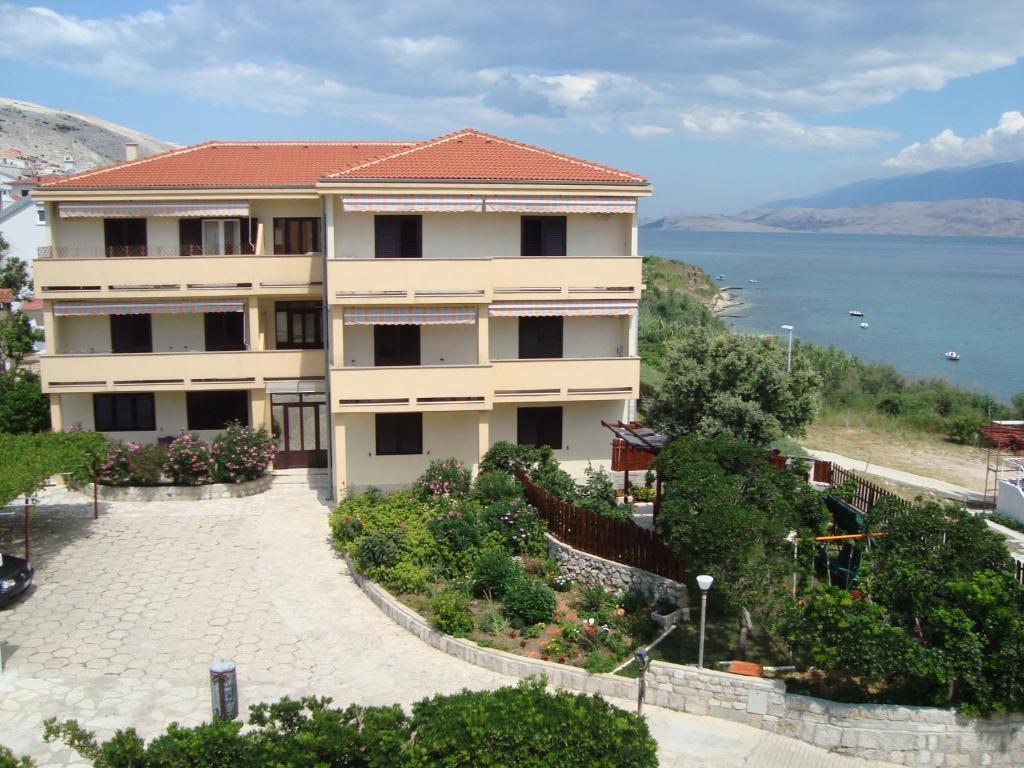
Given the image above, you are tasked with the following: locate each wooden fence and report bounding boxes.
[512,466,685,582]
[821,462,903,516]
[1015,559,1024,586]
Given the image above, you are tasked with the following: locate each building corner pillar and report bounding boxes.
[333,413,347,500]
[49,393,62,432]
[476,411,490,475]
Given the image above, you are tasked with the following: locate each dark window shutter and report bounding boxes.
[399,217,421,257]
[543,217,567,256]
[375,217,399,257]
[179,219,202,256]
[522,218,543,256]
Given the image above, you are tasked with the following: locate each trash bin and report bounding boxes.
[209,660,238,720]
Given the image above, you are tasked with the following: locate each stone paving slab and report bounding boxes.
[1,482,894,767]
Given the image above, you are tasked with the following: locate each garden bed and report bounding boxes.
[85,473,272,502]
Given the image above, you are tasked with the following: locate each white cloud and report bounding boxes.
[0,0,1022,152]
[883,111,1024,170]
[677,109,895,149]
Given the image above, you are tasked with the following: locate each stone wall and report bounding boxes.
[86,474,272,502]
[545,534,687,605]
[346,552,1024,768]
[647,662,1024,767]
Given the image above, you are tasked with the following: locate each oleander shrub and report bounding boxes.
[481,497,547,555]
[429,588,475,637]
[471,469,524,505]
[211,423,275,482]
[472,547,524,598]
[97,441,136,486]
[413,457,472,500]
[96,441,167,486]
[426,499,484,554]
[503,574,557,626]
[163,431,213,486]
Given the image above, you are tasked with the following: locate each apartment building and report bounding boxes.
[31,129,651,496]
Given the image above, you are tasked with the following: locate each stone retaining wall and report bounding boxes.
[86,474,272,502]
[346,552,1024,767]
[545,534,687,605]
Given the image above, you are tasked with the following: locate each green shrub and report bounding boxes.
[407,679,658,768]
[632,486,656,502]
[480,441,553,474]
[45,685,657,768]
[357,530,404,571]
[211,423,275,482]
[481,497,547,555]
[471,469,524,505]
[0,370,49,434]
[576,464,632,520]
[503,575,556,626]
[383,561,429,595]
[164,431,213,486]
[946,413,983,445]
[531,459,578,502]
[429,589,475,637]
[584,649,618,674]
[478,600,512,635]
[414,457,472,500]
[0,745,34,768]
[329,489,436,568]
[330,512,363,543]
[472,547,523,598]
[427,500,484,554]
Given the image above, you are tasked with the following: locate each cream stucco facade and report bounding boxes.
[34,144,650,498]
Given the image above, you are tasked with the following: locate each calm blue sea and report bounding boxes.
[638,230,1023,402]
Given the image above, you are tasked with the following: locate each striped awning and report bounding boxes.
[344,306,477,325]
[343,196,483,213]
[54,299,245,316]
[489,300,637,317]
[59,201,250,218]
[485,197,636,213]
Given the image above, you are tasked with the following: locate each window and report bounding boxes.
[517,406,563,449]
[204,312,245,351]
[186,391,249,430]
[35,204,46,225]
[518,316,563,359]
[110,314,152,353]
[275,301,322,349]
[273,217,321,254]
[104,218,147,257]
[93,393,156,431]
[374,325,420,366]
[375,412,423,455]
[521,216,566,257]
[375,215,421,258]
[202,218,241,255]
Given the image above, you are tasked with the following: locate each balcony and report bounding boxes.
[330,364,492,413]
[34,247,323,300]
[327,255,641,305]
[491,357,639,402]
[40,349,325,393]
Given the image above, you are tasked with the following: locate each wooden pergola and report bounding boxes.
[601,420,670,519]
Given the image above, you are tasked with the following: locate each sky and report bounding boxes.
[1,0,1023,215]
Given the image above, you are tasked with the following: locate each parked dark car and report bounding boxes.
[0,553,32,607]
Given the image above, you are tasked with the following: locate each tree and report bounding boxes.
[646,326,821,446]
[0,370,50,433]
[0,312,43,373]
[1012,391,1024,420]
[0,234,30,301]
[654,434,828,654]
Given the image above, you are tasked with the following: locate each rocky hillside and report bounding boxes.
[0,97,173,173]
[644,198,1024,238]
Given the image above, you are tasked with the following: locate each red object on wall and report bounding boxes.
[611,438,656,472]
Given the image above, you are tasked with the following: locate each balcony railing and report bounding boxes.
[40,349,324,392]
[37,246,320,259]
[491,357,639,402]
[331,364,492,412]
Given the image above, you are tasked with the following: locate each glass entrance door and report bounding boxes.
[270,392,328,468]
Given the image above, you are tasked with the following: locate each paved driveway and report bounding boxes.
[1,480,891,767]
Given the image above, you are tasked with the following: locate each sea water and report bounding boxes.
[638,230,1023,401]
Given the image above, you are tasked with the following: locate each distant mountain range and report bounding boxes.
[645,159,1024,237]
[0,97,173,173]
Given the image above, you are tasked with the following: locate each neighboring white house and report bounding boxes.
[0,194,47,270]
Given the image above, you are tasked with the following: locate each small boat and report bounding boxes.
[748,279,758,284]
[849,310,864,317]
[717,274,726,280]
[860,322,869,329]
[945,351,960,361]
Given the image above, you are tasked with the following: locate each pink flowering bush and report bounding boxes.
[211,422,276,483]
[97,441,166,486]
[414,458,472,500]
[164,431,213,486]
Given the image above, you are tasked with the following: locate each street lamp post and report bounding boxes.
[696,574,714,668]
[781,325,794,373]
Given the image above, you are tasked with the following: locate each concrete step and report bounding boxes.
[272,468,330,487]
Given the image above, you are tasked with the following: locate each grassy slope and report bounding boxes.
[641,256,721,305]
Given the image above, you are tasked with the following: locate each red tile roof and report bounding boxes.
[41,142,415,189]
[0,288,12,304]
[20,298,42,311]
[40,129,646,189]
[325,129,647,184]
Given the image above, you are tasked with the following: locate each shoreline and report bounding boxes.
[711,287,743,315]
